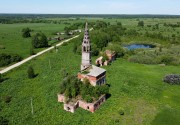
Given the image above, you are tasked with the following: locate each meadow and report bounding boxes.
[0,16,180,125]
[0,41,180,125]
[0,23,66,59]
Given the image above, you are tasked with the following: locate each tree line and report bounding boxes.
[0,53,22,67]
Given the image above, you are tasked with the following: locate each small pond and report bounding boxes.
[124,44,155,50]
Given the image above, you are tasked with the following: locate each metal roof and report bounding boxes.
[87,65,106,77]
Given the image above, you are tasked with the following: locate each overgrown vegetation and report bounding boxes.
[32,32,48,48]
[22,27,31,38]
[127,45,180,65]
[27,66,35,79]
[72,19,180,66]
[59,75,109,103]
[0,53,22,67]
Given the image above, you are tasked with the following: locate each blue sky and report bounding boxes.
[0,0,180,15]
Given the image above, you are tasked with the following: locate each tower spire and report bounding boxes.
[81,22,91,71]
[85,22,88,31]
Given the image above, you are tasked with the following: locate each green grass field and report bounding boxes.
[1,18,179,59]
[0,41,179,125]
[0,23,66,59]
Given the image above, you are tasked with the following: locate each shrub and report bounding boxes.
[59,80,66,94]
[138,21,144,27]
[158,56,174,65]
[84,95,93,103]
[59,74,110,102]
[27,66,35,79]
[99,84,109,95]
[102,52,109,62]
[11,54,22,62]
[65,89,72,98]
[32,32,48,48]
[163,74,180,85]
[0,53,22,67]
[106,43,125,57]
[91,43,99,56]
[22,27,31,38]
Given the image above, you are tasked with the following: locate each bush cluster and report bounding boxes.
[163,74,180,85]
[32,33,48,48]
[22,27,31,38]
[127,46,180,65]
[128,54,179,65]
[0,53,22,67]
[128,55,157,64]
[73,21,124,56]
[59,75,109,103]
[27,66,35,79]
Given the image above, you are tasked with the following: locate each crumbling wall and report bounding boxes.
[57,94,65,103]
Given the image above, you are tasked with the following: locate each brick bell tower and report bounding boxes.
[81,22,91,71]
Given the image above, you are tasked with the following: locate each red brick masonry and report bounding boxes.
[78,73,106,86]
[58,94,106,113]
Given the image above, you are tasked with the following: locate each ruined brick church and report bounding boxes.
[58,22,106,113]
[78,22,106,86]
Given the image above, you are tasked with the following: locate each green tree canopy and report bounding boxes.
[106,43,125,57]
[59,74,109,102]
[138,21,144,27]
[22,27,31,38]
[32,33,48,48]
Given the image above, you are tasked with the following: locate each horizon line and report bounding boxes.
[0,13,180,16]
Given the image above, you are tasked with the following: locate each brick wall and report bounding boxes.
[57,94,65,103]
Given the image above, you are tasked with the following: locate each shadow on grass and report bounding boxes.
[0,77,9,84]
[34,73,39,78]
[106,93,111,100]
[106,84,111,87]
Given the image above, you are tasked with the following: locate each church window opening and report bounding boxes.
[67,107,70,111]
[83,46,86,52]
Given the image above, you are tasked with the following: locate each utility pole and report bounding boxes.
[31,97,34,116]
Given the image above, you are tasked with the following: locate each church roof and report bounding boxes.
[87,65,106,77]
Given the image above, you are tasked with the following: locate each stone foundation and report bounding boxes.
[64,101,79,113]
[58,94,106,113]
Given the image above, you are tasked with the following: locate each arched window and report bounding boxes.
[83,46,86,52]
